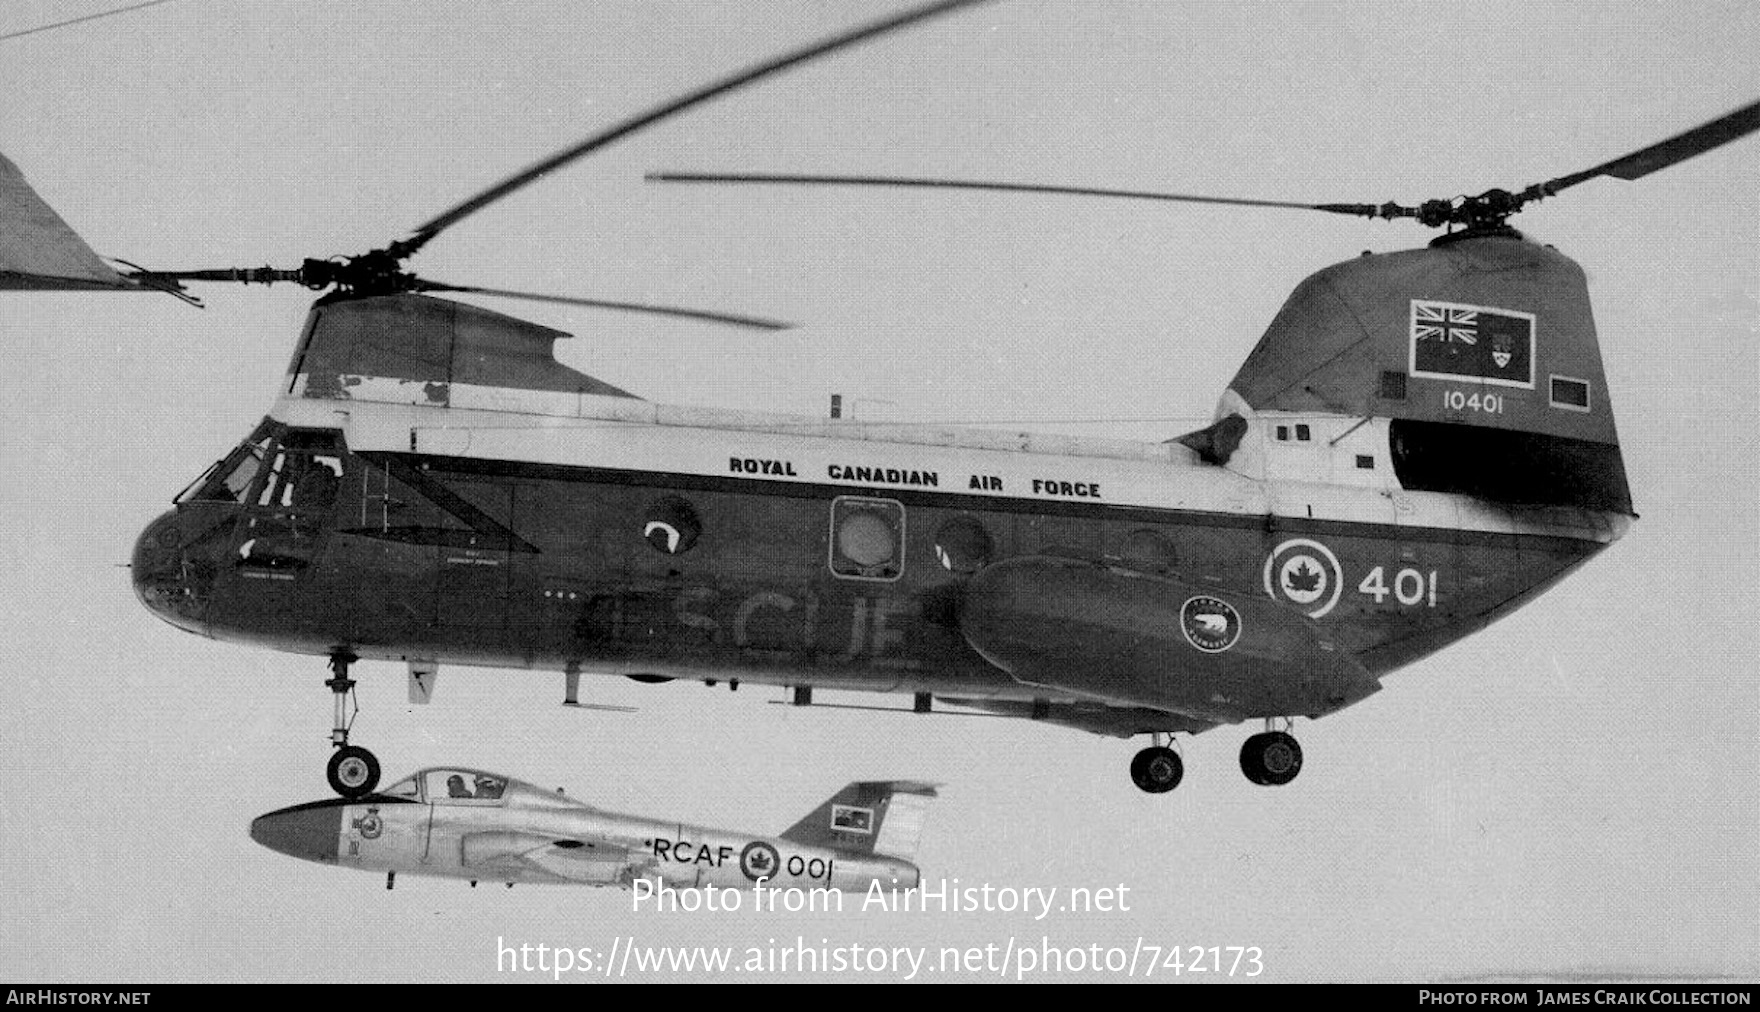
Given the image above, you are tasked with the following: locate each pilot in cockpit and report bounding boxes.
[447,774,473,798]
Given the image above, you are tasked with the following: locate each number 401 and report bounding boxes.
[1357,566,1438,607]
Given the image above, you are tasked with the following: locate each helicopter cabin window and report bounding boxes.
[1296,424,1311,441]
[1275,425,1289,441]
[829,497,905,581]
[424,769,508,805]
[643,496,702,555]
[1356,455,1375,470]
[1550,375,1592,412]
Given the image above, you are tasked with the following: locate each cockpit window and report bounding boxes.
[382,776,420,800]
[424,769,508,804]
[256,452,343,513]
[221,444,269,501]
[178,431,274,505]
[175,423,347,509]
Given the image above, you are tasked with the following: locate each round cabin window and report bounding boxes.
[643,496,701,555]
[933,516,993,574]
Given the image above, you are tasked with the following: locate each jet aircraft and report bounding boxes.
[250,768,936,891]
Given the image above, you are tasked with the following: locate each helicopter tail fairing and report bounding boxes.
[1219,232,1632,515]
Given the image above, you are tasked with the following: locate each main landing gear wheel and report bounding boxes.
[327,745,381,798]
[323,652,379,798]
[1240,731,1303,786]
[1130,746,1184,794]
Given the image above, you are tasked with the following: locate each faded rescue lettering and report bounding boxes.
[648,588,918,668]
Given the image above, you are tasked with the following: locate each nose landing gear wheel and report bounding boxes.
[322,653,380,798]
[1130,746,1184,793]
[327,745,381,798]
[1240,731,1302,786]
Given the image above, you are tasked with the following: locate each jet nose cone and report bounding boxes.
[250,803,343,864]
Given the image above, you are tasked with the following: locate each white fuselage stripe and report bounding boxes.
[272,380,1626,543]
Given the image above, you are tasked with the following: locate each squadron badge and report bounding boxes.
[350,808,383,840]
[1181,595,1242,653]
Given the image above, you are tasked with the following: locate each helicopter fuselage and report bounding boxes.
[132,371,1624,735]
[133,231,1639,787]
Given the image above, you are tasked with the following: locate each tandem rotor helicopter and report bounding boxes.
[5,0,1757,798]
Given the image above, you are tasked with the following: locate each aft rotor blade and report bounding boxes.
[646,171,1404,220]
[415,280,794,331]
[1535,98,1760,195]
[395,0,991,258]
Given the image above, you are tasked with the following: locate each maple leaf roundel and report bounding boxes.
[1262,538,1344,618]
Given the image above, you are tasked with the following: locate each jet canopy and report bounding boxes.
[380,767,514,805]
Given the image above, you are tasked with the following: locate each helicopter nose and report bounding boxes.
[250,803,343,865]
[130,510,208,634]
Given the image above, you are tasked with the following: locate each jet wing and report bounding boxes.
[960,555,1380,724]
[460,830,650,886]
[0,152,138,291]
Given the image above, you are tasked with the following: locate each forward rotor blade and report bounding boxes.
[414,280,793,331]
[395,0,990,258]
[1535,98,1760,195]
[647,171,1403,220]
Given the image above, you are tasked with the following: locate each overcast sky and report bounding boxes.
[1,0,1755,983]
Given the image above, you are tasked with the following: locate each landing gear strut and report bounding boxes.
[1130,733,1184,794]
[1240,720,1302,786]
[324,654,380,798]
